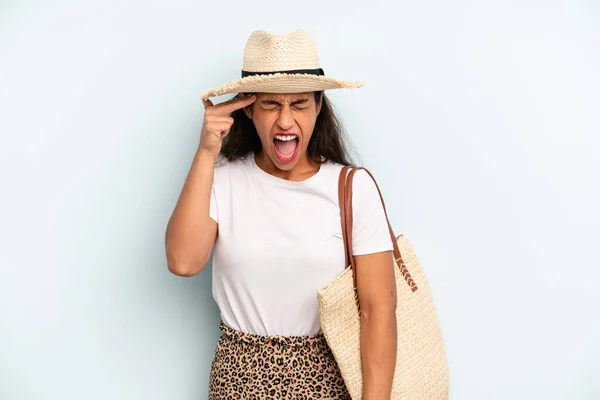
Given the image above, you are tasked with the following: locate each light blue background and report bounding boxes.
[1,0,599,399]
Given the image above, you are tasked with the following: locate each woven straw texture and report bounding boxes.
[201,30,362,100]
[317,168,449,399]
[243,29,320,72]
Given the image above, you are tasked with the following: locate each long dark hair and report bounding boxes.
[220,92,357,166]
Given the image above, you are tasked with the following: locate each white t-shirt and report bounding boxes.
[209,154,393,336]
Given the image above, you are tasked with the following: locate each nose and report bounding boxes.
[276,107,294,130]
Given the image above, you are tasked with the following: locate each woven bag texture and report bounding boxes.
[318,235,449,399]
[317,165,449,400]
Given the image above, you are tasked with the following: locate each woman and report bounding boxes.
[165,29,397,399]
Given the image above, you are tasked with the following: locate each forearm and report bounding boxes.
[360,307,397,400]
[165,149,217,275]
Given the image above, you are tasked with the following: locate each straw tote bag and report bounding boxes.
[317,166,449,400]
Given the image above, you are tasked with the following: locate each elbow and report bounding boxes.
[168,262,201,277]
[360,298,397,322]
[164,235,212,277]
[166,252,209,277]
[361,306,396,323]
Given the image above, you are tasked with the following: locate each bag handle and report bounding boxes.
[338,166,418,293]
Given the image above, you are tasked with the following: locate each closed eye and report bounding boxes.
[261,106,308,111]
[261,101,280,111]
[261,99,309,111]
[292,99,309,108]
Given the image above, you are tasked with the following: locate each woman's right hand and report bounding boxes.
[199,94,257,158]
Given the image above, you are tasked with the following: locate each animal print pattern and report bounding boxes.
[209,321,351,399]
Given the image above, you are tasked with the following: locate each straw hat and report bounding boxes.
[201,29,363,100]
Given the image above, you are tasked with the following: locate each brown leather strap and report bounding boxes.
[343,169,358,289]
[338,166,352,270]
[339,167,418,293]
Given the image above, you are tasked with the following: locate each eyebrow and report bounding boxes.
[261,98,309,106]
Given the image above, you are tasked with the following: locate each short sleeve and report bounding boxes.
[351,170,394,256]
[209,179,219,223]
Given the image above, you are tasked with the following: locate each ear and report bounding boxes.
[243,105,253,119]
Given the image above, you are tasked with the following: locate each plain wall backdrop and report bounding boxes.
[1,0,599,399]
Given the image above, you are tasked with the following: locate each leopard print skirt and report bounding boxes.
[208,321,351,399]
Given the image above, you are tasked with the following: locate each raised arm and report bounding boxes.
[165,94,256,276]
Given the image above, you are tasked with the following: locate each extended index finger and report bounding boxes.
[211,94,256,115]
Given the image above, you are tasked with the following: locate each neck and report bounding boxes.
[255,151,320,182]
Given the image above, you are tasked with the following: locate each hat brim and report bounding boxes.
[201,73,363,100]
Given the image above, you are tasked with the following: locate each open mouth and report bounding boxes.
[273,134,299,162]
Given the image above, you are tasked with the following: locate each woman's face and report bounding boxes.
[244,92,322,172]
